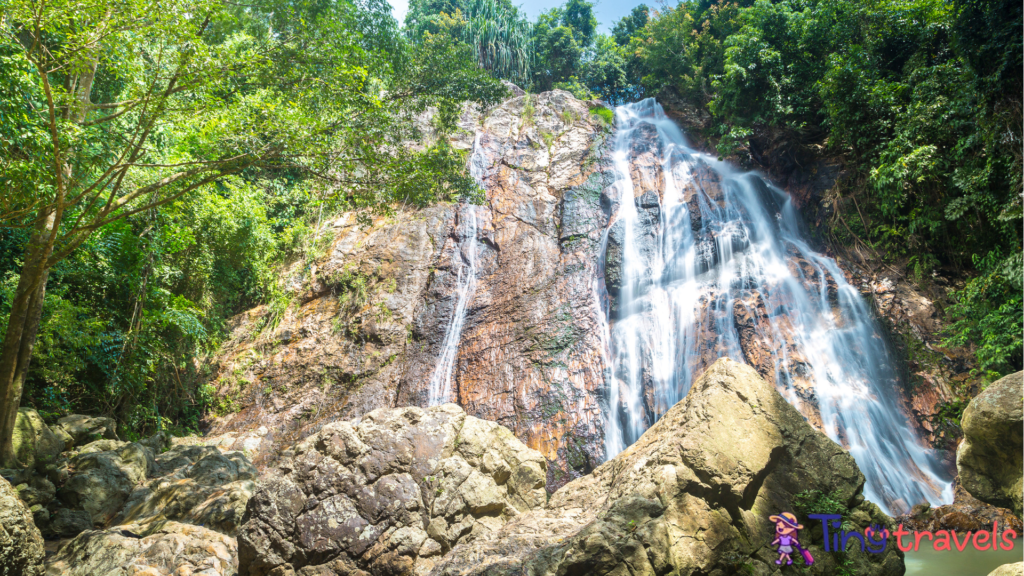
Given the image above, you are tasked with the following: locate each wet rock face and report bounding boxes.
[237,404,547,576]
[206,90,613,486]
[845,270,967,452]
[432,359,903,576]
[957,371,1023,516]
[897,481,1022,533]
[0,477,44,576]
[597,121,851,434]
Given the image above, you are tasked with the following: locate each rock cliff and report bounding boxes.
[205,90,613,487]
[203,88,966,507]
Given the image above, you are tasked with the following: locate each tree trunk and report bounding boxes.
[0,213,55,467]
[0,57,96,466]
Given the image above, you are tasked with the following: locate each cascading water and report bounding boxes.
[598,99,952,515]
[427,136,484,406]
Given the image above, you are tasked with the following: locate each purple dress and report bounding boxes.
[777,534,794,554]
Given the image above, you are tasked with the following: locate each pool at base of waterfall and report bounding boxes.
[904,538,1021,575]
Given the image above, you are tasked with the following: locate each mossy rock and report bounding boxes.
[12,408,64,469]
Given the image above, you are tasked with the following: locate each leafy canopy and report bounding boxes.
[0,0,505,435]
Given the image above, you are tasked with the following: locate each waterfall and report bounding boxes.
[427,136,484,406]
[597,99,952,515]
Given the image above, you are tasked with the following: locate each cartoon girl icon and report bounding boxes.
[769,512,813,566]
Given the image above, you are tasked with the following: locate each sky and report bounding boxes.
[386,0,650,33]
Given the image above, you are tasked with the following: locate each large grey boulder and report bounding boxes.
[0,477,44,576]
[957,371,1023,517]
[11,408,63,468]
[56,414,118,449]
[114,445,256,535]
[57,442,154,525]
[237,404,548,576]
[432,358,903,576]
[43,521,237,576]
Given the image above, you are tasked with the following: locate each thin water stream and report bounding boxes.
[597,99,952,515]
[427,136,485,406]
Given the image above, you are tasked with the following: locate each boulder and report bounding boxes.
[73,438,126,456]
[43,521,237,576]
[989,563,1024,576]
[14,475,55,507]
[56,414,118,448]
[0,477,44,576]
[137,431,172,454]
[957,371,1023,516]
[12,408,63,468]
[432,359,904,576]
[57,442,154,525]
[237,404,548,576]
[114,445,257,535]
[44,508,93,539]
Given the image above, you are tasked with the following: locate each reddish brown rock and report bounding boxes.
[204,91,614,488]
[897,481,1022,534]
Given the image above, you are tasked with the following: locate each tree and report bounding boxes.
[581,35,644,104]
[560,0,597,47]
[405,0,533,85]
[0,0,504,465]
[531,0,596,92]
[581,7,651,103]
[611,4,649,46]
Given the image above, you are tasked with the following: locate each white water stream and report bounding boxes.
[597,99,952,515]
[427,136,485,406]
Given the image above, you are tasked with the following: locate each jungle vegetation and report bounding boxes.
[0,0,1019,453]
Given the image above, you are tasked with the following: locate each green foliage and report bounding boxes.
[793,489,849,519]
[611,5,649,47]
[530,0,596,92]
[634,1,743,106]
[0,179,289,435]
[590,107,615,126]
[578,34,646,104]
[942,251,1023,377]
[0,0,505,439]
[405,0,533,85]
[935,398,968,423]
